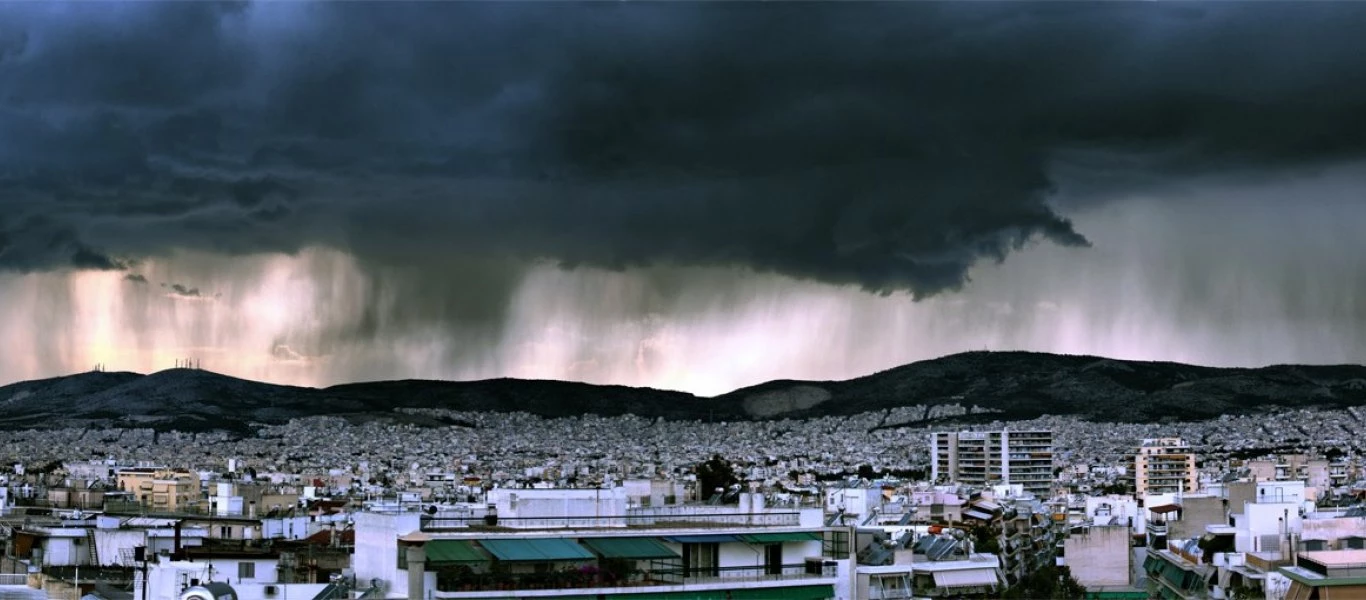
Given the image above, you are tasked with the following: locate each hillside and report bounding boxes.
[3,351,1366,433]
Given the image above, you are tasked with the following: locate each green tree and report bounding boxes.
[970,522,1002,555]
[695,454,739,500]
[1001,565,1086,600]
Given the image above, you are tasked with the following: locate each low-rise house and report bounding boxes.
[1277,550,1366,600]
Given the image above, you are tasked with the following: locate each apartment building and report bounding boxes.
[116,468,200,512]
[1134,438,1198,495]
[355,487,843,599]
[930,430,1054,496]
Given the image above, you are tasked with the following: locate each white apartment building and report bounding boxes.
[929,430,1054,496]
[355,487,845,600]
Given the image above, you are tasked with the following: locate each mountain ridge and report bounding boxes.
[4,351,1366,433]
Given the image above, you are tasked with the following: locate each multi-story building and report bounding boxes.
[1134,438,1198,495]
[116,467,200,512]
[355,487,845,599]
[930,430,1054,496]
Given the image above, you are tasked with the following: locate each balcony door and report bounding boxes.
[764,543,782,575]
[682,542,719,578]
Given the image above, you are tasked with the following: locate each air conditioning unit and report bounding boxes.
[264,585,278,596]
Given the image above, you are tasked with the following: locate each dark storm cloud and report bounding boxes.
[123,273,147,284]
[3,2,1366,296]
[166,283,200,298]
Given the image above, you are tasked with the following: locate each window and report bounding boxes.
[682,543,719,577]
[823,530,850,559]
[764,543,782,575]
[238,562,255,580]
[871,574,912,600]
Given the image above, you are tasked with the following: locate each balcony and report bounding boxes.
[1147,520,1168,536]
[432,563,832,596]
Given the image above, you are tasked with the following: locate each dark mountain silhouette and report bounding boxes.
[3,351,1366,433]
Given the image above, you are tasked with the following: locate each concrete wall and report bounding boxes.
[1302,517,1366,546]
[353,512,420,598]
[42,535,80,566]
[260,516,309,540]
[1065,526,1132,588]
[1171,496,1227,541]
[718,542,759,572]
[491,488,627,527]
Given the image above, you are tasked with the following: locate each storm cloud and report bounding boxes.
[3,2,1366,297]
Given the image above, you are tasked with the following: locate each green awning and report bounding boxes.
[554,584,834,599]
[478,538,595,561]
[1143,555,1161,575]
[663,534,739,543]
[425,539,488,563]
[581,537,680,559]
[738,532,823,544]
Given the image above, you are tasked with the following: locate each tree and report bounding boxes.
[1000,565,1086,600]
[969,522,1002,555]
[695,455,739,500]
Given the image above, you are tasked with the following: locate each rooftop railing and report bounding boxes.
[423,509,803,531]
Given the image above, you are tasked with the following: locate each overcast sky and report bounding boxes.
[3,2,1366,395]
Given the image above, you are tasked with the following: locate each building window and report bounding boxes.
[238,562,255,580]
[823,530,850,559]
[764,544,782,575]
[682,543,719,577]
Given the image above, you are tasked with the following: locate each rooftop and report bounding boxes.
[1302,550,1366,569]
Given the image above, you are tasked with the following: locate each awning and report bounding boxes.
[964,509,995,521]
[425,539,488,563]
[738,532,823,544]
[580,537,680,559]
[1149,504,1181,514]
[1284,581,1312,600]
[933,569,1000,589]
[663,534,739,543]
[1143,555,1162,576]
[478,538,595,561]
[550,585,834,600]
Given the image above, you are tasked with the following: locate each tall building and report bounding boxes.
[1133,438,1198,495]
[930,429,1054,496]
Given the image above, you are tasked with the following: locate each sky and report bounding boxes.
[3,2,1366,396]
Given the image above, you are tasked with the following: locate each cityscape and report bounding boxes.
[5,2,1366,600]
[2,381,1366,599]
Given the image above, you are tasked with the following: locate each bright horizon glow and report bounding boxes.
[4,167,1366,396]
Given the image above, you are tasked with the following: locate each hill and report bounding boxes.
[3,351,1366,433]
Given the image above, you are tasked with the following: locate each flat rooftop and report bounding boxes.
[1302,550,1366,569]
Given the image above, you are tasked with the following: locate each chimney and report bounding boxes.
[173,520,183,554]
[399,532,431,600]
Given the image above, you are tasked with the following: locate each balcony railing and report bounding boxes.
[423,510,802,531]
[434,563,826,594]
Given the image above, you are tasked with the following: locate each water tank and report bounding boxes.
[179,583,238,600]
